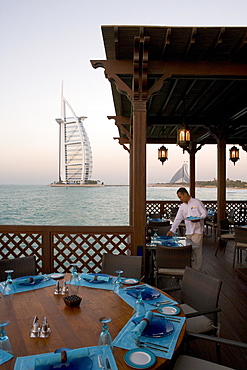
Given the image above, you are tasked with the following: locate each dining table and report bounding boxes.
[0,273,185,370]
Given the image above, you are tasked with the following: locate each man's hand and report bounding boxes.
[166,230,173,236]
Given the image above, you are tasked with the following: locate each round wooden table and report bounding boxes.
[0,276,185,369]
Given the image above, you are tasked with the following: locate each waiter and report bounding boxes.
[167,187,208,270]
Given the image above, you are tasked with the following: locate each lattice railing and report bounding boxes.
[146,200,247,224]
[0,225,134,274]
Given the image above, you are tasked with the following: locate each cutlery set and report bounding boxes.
[133,338,168,353]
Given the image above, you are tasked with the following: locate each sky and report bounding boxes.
[0,0,247,185]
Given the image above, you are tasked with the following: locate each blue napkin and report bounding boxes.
[0,349,14,365]
[80,273,111,283]
[14,275,44,286]
[34,347,89,368]
[67,274,116,290]
[131,311,153,337]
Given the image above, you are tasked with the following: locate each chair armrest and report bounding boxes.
[161,286,181,293]
[186,331,247,349]
[185,307,221,318]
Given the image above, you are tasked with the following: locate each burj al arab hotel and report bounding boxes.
[54,89,93,185]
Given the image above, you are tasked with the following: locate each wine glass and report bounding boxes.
[113,270,123,293]
[3,270,15,295]
[133,288,146,317]
[98,317,112,349]
[0,320,14,356]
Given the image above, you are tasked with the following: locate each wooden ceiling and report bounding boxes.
[94,26,247,148]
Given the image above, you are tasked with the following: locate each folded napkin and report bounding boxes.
[34,347,89,369]
[80,273,111,283]
[0,349,14,365]
[131,311,153,337]
[14,275,44,286]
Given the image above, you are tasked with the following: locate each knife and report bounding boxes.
[98,354,106,370]
[105,357,111,370]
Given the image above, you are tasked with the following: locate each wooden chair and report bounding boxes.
[101,253,143,280]
[173,333,247,370]
[0,256,37,281]
[155,245,192,287]
[233,226,247,268]
[205,212,218,240]
[215,219,235,256]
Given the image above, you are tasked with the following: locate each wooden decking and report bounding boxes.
[156,234,247,369]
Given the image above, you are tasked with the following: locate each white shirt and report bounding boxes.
[170,197,208,235]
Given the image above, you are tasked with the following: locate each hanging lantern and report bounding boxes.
[158,145,168,165]
[177,124,191,150]
[229,146,240,165]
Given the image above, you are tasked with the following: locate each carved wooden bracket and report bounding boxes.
[113,137,130,153]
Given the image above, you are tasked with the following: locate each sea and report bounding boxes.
[0,185,246,226]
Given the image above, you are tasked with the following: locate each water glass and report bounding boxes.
[0,320,13,356]
[133,288,146,317]
[98,317,112,349]
[113,270,123,293]
[69,263,80,284]
[3,270,15,295]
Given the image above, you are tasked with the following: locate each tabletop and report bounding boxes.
[0,274,185,370]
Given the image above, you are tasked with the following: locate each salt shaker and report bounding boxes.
[40,316,51,338]
[30,316,40,338]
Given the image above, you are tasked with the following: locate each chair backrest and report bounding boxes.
[148,224,171,236]
[149,220,170,227]
[219,218,230,234]
[101,253,142,279]
[156,245,192,269]
[181,267,222,314]
[0,256,37,282]
[234,226,247,244]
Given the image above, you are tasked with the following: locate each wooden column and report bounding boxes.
[132,101,147,252]
[189,145,196,198]
[217,139,226,224]
[129,142,134,226]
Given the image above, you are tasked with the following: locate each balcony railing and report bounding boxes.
[1,201,246,274]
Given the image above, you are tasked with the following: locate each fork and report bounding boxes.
[134,338,168,353]
[148,300,175,307]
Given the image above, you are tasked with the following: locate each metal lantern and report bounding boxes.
[177,124,191,149]
[158,145,168,165]
[229,146,240,165]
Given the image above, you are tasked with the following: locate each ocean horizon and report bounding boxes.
[0,184,246,226]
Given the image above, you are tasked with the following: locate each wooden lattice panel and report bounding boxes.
[52,232,132,273]
[0,232,43,273]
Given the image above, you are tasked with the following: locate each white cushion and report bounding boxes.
[174,355,233,370]
[181,303,214,333]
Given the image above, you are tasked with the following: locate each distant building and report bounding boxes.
[55,89,93,184]
[170,163,190,183]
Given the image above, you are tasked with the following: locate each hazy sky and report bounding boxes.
[1,0,247,185]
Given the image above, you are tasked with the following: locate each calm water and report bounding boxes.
[0,185,246,226]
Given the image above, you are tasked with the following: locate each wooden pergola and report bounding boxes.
[91,26,247,250]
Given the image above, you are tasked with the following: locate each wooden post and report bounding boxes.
[217,139,226,233]
[132,101,147,252]
[189,146,196,198]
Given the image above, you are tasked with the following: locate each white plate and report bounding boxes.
[157,305,180,315]
[49,273,64,280]
[122,278,139,285]
[124,348,156,369]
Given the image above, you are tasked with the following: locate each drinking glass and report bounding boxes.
[113,270,123,293]
[3,270,15,295]
[133,288,146,317]
[69,263,80,284]
[0,320,13,356]
[98,317,112,349]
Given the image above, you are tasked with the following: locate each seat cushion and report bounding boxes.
[181,303,214,333]
[173,355,233,370]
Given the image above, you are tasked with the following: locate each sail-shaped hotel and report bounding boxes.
[53,90,93,185]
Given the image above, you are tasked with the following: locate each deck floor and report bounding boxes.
[155,234,247,369]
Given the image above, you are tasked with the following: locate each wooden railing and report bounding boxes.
[0,225,134,274]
